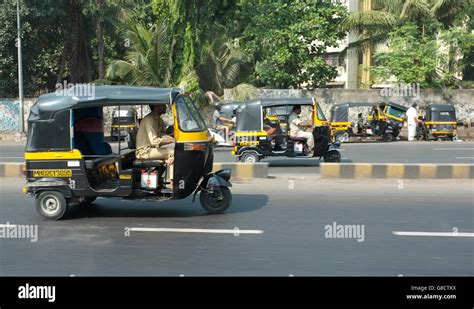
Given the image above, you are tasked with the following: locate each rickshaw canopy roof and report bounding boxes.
[380,102,408,111]
[425,103,455,112]
[30,86,183,120]
[330,102,379,122]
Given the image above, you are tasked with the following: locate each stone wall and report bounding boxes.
[224,88,474,122]
[2,88,472,134]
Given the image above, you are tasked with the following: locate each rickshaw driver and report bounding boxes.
[288,105,314,154]
[135,104,175,166]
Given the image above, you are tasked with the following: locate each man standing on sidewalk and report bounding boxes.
[406,103,419,141]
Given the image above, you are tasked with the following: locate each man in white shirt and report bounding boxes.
[406,103,419,141]
[288,105,314,153]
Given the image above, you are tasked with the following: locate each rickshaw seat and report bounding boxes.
[133,160,165,168]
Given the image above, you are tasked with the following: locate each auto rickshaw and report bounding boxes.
[419,104,458,141]
[232,98,341,163]
[330,102,406,143]
[110,107,137,141]
[23,85,232,220]
[378,102,407,139]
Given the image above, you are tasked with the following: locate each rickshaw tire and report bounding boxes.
[382,133,393,142]
[323,150,341,163]
[241,152,260,163]
[35,191,68,221]
[200,187,232,215]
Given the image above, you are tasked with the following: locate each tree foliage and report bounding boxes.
[239,0,347,89]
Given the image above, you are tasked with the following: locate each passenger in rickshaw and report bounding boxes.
[135,104,175,166]
[213,104,233,143]
[357,113,364,134]
[288,105,314,154]
[74,107,112,155]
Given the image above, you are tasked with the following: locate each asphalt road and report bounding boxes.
[0,177,472,276]
[1,141,474,176]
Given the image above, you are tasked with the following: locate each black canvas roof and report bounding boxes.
[34,86,182,113]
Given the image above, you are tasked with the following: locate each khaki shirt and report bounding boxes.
[288,112,302,136]
[136,113,167,153]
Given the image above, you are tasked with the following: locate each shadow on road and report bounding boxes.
[63,193,269,220]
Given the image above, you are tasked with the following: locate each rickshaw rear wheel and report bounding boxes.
[241,152,260,163]
[200,186,232,215]
[35,191,68,220]
[323,150,341,163]
[382,133,393,142]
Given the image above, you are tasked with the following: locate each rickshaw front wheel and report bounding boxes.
[200,187,232,215]
[323,150,341,163]
[35,191,68,220]
[241,152,260,163]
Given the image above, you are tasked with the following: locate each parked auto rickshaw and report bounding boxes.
[330,102,406,143]
[378,102,407,139]
[419,104,458,141]
[110,107,137,141]
[23,86,232,220]
[232,98,341,163]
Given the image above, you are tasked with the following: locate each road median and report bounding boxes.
[321,163,474,179]
[0,162,269,179]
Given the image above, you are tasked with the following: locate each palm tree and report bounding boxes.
[340,0,472,55]
[198,37,250,96]
[106,22,176,87]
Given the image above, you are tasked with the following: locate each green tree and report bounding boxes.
[198,37,250,96]
[105,21,203,100]
[371,23,438,87]
[340,0,472,55]
[239,0,347,88]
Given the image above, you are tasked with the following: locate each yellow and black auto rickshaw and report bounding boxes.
[232,98,341,163]
[24,86,232,220]
[330,102,407,142]
[110,107,137,141]
[419,104,459,141]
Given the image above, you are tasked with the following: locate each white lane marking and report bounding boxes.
[455,157,474,159]
[393,231,474,237]
[0,224,17,227]
[129,227,264,235]
[433,148,474,151]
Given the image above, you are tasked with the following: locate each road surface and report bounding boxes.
[0,177,472,276]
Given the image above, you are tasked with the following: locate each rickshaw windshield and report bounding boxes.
[316,104,327,121]
[176,96,207,132]
[386,106,406,118]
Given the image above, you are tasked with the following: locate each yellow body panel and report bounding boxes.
[25,149,83,160]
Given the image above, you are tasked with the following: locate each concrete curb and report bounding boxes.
[321,163,474,179]
[0,162,269,179]
[212,162,269,179]
[0,162,23,178]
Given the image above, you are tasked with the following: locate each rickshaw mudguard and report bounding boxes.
[192,169,232,203]
[25,178,73,197]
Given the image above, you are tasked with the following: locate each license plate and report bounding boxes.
[32,169,72,177]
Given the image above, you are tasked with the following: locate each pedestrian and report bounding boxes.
[406,103,418,141]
